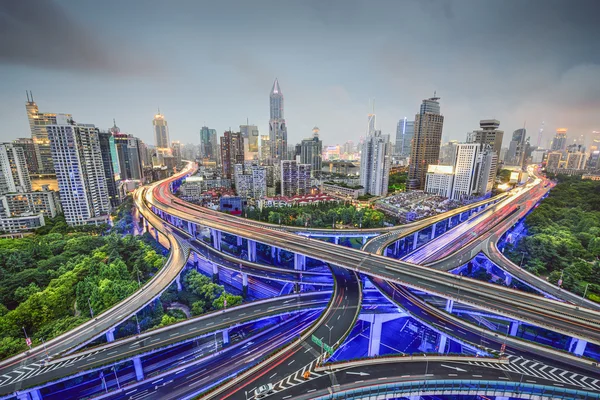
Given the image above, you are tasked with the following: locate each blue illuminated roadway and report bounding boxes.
[1,161,599,400]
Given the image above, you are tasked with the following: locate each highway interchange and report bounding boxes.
[1,161,600,400]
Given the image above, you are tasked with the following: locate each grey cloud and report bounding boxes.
[0,0,158,75]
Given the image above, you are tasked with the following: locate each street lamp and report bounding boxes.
[519,251,526,267]
[582,283,590,305]
[87,298,94,318]
[112,364,121,389]
[325,324,334,346]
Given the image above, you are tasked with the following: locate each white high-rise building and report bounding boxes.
[425,165,454,197]
[0,143,32,195]
[360,131,391,196]
[449,143,497,201]
[281,160,311,197]
[48,115,110,226]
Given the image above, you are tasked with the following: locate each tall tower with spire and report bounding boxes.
[269,79,287,162]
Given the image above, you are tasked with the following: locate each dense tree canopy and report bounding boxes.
[504,176,600,302]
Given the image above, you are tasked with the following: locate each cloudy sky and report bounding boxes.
[1,0,599,148]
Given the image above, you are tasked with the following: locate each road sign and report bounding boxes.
[311,335,333,354]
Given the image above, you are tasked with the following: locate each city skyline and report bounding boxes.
[2,0,599,149]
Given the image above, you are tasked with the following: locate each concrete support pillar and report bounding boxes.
[193,252,198,267]
[237,236,242,247]
[359,314,401,357]
[276,248,281,263]
[211,229,222,251]
[133,356,145,381]
[294,253,306,271]
[154,229,159,242]
[431,223,437,239]
[223,329,229,345]
[247,240,257,262]
[362,236,367,246]
[437,333,448,354]
[505,274,512,286]
[175,274,182,291]
[334,236,340,245]
[16,393,30,400]
[106,328,115,342]
[571,338,588,356]
[394,241,400,257]
[412,232,419,250]
[30,390,42,400]
[242,273,248,288]
[509,321,520,336]
[445,299,454,313]
[187,221,192,235]
[143,218,148,234]
[212,263,219,281]
[270,246,276,262]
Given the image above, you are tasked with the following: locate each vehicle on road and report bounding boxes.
[255,383,274,398]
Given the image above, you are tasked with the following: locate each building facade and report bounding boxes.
[300,128,323,177]
[12,138,40,176]
[551,128,568,151]
[408,96,444,190]
[47,116,110,226]
[394,117,414,157]
[467,119,504,161]
[240,124,260,161]
[220,131,244,179]
[114,133,144,181]
[98,131,121,208]
[359,131,391,196]
[153,110,170,149]
[425,165,454,198]
[200,126,219,164]
[0,143,32,195]
[269,79,288,162]
[281,160,311,197]
[506,128,527,167]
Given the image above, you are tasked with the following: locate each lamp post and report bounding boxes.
[88,298,94,318]
[325,324,334,347]
[519,252,526,267]
[112,365,120,389]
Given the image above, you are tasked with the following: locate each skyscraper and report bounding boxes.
[199,126,219,164]
[506,128,527,167]
[449,143,496,201]
[394,117,415,157]
[551,128,567,151]
[269,79,288,162]
[408,96,444,190]
[281,160,311,197]
[220,131,244,179]
[98,131,121,208]
[240,124,260,161]
[467,119,504,158]
[47,116,110,226]
[153,109,170,149]
[114,133,144,181]
[25,92,72,174]
[12,138,39,176]
[0,143,32,195]
[300,127,323,177]
[360,131,392,196]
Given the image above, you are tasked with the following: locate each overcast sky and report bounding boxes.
[1,0,599,149]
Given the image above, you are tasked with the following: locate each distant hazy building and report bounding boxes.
[425,165,454,198]
[566,151,586,170]
[367,112,376,137]
[300,127,323,177]
[551,128,568,151]
[200,126,219,164]
[506,128,527,167]
[408,96,444,190]
[395,117,414,157]
[269,79,288,161]
[439,140,458,165]
[260,135,271,164]
[47,116,110,226]
[281,160,311,197]
[360,131,391,196]
[240,124,260,161]
[220,131,244,179]
[171,141,182,166]
[546,152,562,171]
[0,143,32,195]
[531,149,546,164]
[25,93,72,174]
[587,150,600,170]
[153,110,170,149]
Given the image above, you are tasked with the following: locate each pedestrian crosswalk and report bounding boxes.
[467,354,600,391]
[0,349,106,389]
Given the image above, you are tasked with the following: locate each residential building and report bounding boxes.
[0,143,32,195]
[220,131,244,179]
[321,182,365,199]
[240,124,260,161]
[200,126,219,164]
[281,160,311,197]
[425,165,454,197]
[12,138,40,175]
[545,152,562,171]
[566,151,586,170]
[25,92,72,174]
[0,187,61,219]
[269,79,288,161]
[0,213,45,233]
[408,96,444,190]
[300,127,323,177]
[153,109,170,149]
[47,116,110,226]
[233,164,267,199]
[551,128,568,151]
[98,131,121,208]
[360,131,391,196]
[394,117,414,157]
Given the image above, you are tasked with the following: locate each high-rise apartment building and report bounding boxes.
[551,128,568,151]
[153,110,170,149]
[240,124,260,161]
[234,164,267,199]
[199,126,219,164]
[12,138,40,175]
[269,79,288,162]
[281,160,311,197]
[47,116,110,226]
[546,152,562,171]
[394,117,414,157]
[566,151,586,170]
[98,131,121,208]
[300,127,323,177]
[408,96,444,190]
[367,112,376,137]
[25,93,72,174]
[360,131,391,196]
[220,131,244,179]
[260,135,271,164]
[0,143,32,195]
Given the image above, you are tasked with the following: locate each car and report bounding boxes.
[255,383,274,398]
